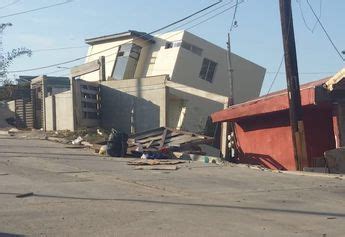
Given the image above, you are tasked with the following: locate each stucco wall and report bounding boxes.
[45,96,54,131]
[55,91,74,131]
[100,75,167,134]
[168,88,224,133]
[45,91,74,131]
[171,31,266,104]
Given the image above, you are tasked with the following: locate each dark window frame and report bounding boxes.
[199,58,217,83]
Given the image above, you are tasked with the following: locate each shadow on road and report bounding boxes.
[0,192,344,218]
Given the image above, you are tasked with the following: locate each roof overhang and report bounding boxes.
[211,68,345,123]
[85,30,155,45]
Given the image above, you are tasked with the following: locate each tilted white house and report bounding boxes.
[80,30,266,134]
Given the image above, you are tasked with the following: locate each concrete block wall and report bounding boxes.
[100,75,168,134]
[45,91,74,131]
[55,91,74,131]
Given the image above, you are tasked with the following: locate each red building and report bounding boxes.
[211,69,345,171]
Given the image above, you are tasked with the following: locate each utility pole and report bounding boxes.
[227,33,234,107]
[279,0,307,170]
[223,33,236,160]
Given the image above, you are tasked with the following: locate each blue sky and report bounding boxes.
[1,0,344,93]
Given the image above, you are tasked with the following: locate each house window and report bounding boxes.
[112,44,142,80]
[199,58,217,83]
[165,42,173,49]
[181,41,203,56]
[165,40,202,56]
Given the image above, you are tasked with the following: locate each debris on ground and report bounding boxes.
[134,165,178,170]
[71,136,83,145]
[173,152,224,164]
[98,145,108,155]
[128,159,185,171]
[127,127,213,159]
[127,159,185,166]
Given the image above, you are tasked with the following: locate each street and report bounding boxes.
[0,135,344,237]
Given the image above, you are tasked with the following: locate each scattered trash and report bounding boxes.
[173,152,223,164]
[97,128,103,136]
[99,145,108,155]
[81,141,93,147]
[72,136,83,145]
[107,129,128,157]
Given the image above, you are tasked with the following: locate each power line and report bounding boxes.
[54,1,243,77]
[31,46,87,53]
[0,0,74,19]
[266,55,284,94]
[32,1,235,54]
[229,0,239,32]
[0,0,20,10]
[306,0,344,62]
[7,1,225,74]
[296,0,322,33]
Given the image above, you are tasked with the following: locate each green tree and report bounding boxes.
[0,23,32,85]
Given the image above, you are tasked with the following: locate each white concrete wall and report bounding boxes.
[55,91,74,131]
[142,31,184,78]
[171,31,266,104]
[45,96,54,131]
[81,38,154,82]
[167,88,224,133]
[45,91,74,131]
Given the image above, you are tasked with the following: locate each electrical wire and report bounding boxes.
[54,0,244,77]
[306,0,344,62]
[266,55,284,94]
[266,4,293,95]
[31,46,87,53]
[0,0,73,19]
[30,1,236,55]
[229,0,239,32]
[0,0,20,10]
[7,0,226,74]
[296,0,322,33]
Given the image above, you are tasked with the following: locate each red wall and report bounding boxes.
[303,107,335,166]
[235,106,336,171]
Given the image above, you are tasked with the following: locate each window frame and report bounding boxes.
[199,58,217,83]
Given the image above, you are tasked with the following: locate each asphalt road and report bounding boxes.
[0,134,344,237]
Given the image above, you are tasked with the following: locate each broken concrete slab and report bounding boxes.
[324,148,345,173]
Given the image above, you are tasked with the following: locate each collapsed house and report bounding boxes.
[211,68,345,171]
[80,30,265,134]
[11,30,266,137]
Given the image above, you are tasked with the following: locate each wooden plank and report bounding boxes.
[134,165,178,170]
[127,160,185,166]
[130,127,165,140]
[159,128,168,149]
[70,59,100,78]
